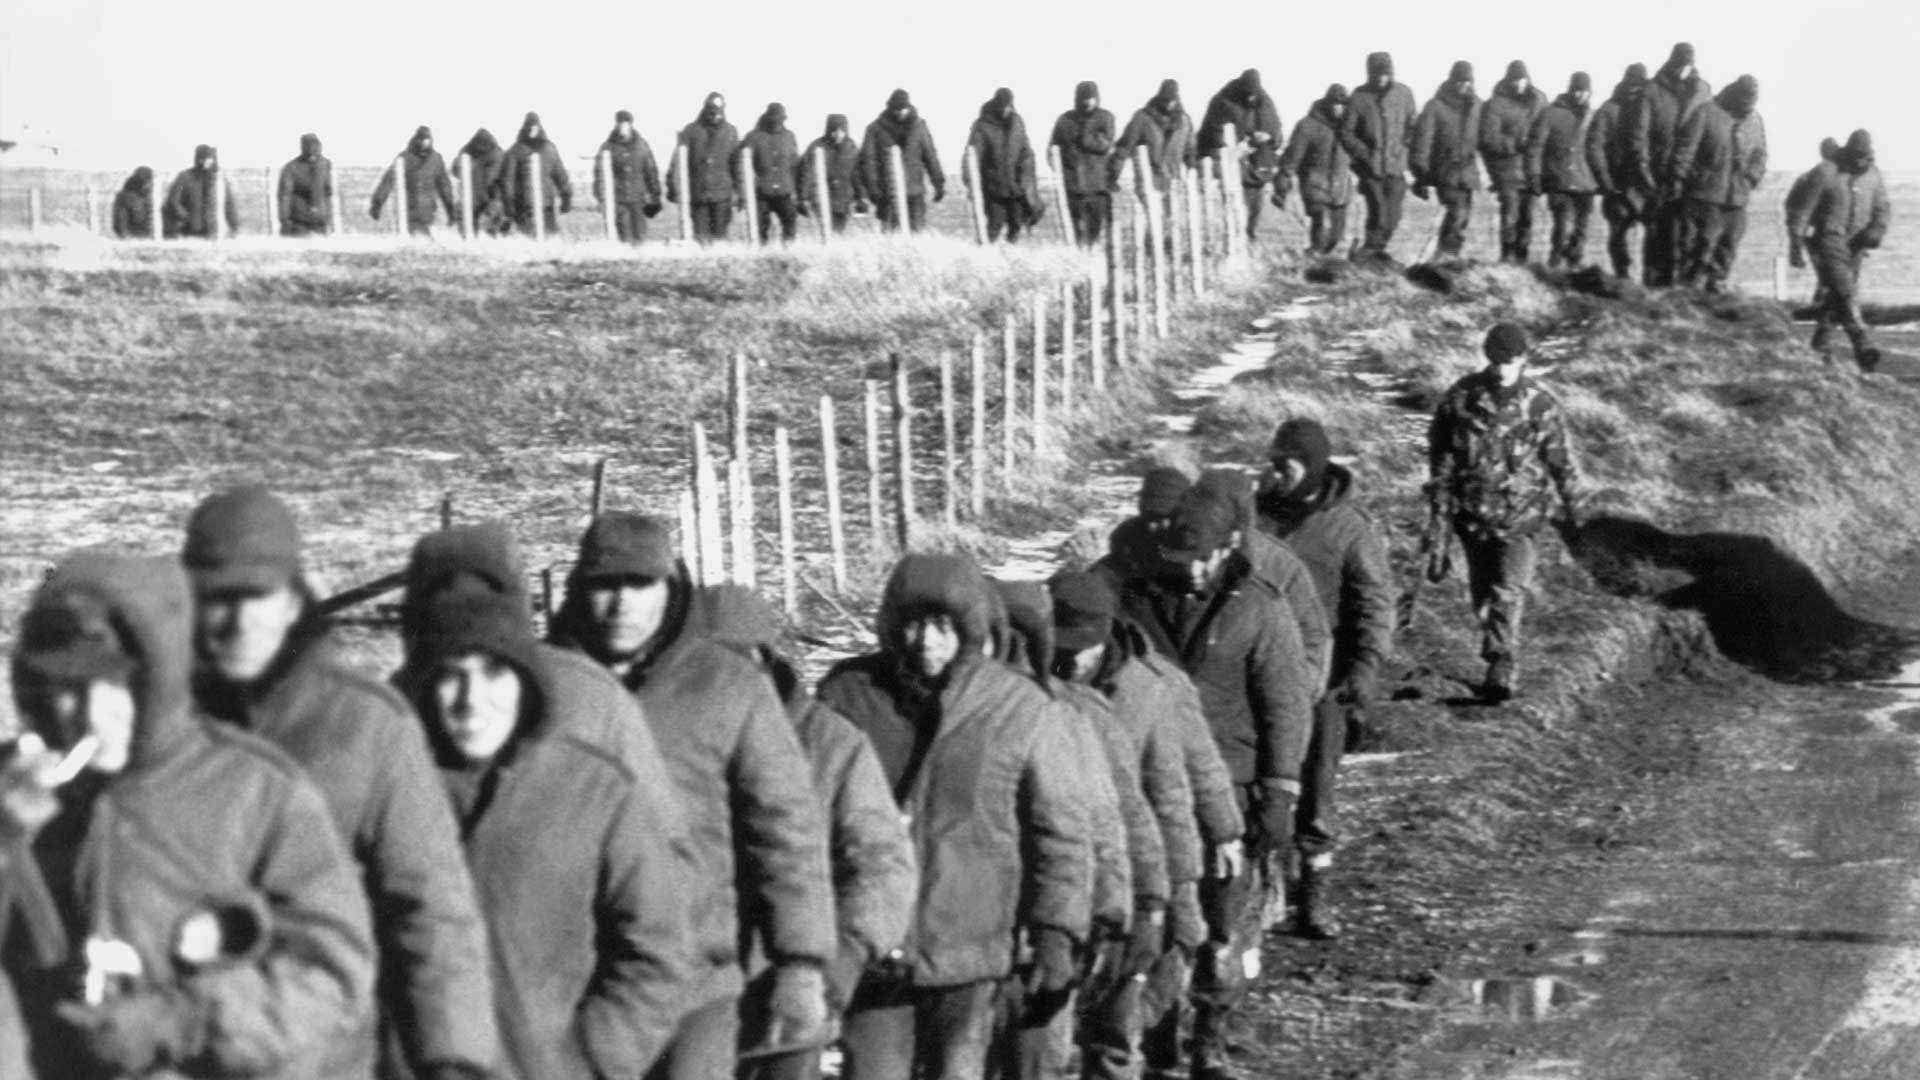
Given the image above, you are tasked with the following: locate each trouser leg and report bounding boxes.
[1437,188,1472,256]
[649,993,743,1080]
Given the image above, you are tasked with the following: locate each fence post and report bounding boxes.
[939,351,957,528]
[1031,293,1048,458]
[1090,261,1106,391]
[820,396,848,590]
[692,423,726,583]
[969,336,987,519]
[811,146,832,244]
[774,426,798,615]
[528,158,544,242]
[679,489,703,585]
[600,151,617,241]
[891,354,915,550]
[739,148,760,247]
[589,457,607,518]
[963,145,989,245]
[392,156,410,239]
[458,154,475,239]
[1059,279,1075,414]
[1049,145,1075,245]
[864,380,886,550]
[675,141,694,243]
[1186,167,1205,295]
[887,145,911,234]
[1001,314,1017,478]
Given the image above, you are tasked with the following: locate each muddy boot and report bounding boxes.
[1294,857,1340,941]
[1483,655,1516,704]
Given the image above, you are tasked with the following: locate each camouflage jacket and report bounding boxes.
[1428,370,1578,536]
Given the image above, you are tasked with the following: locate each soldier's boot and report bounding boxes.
[1294,856,1340,941]
[1483,654,1517,704]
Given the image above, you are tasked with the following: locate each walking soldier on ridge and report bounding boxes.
[1427,323,1582,703]
[1787,129,1891,371]
[180,487,497,1079]
[371,126,458,236]
[1277,84,1354,256]
[1669,74,1766,292]
[1528,73,1601,270]
[1254,419,1396,939]
[1588,64,1651,279]
[1480,60,1547,263]
[1631,42,1713,286]
[1199,69,1283,242]
[743,103,803,243]
[1411,62,1482,259]
[815,553,1093,1080]
[596,109,664,245]
[1341,52,1418,257]
[1052,81,1118,246]
[671,93,742,244]
[800,114,866,234]
[860,89,946,233]
[968,88,1041,242]
[496,112,571,237]
[277,133,333,237]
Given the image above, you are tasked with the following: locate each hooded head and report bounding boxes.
[1366,51,1395,86]
[1840,129,1875,172]
[876,553,993,665]
[409,125,433,153]
[194,144,217,170]
[760,102,787,132]
[1076,80,1100,112]
[1152,78,1181,113]
[13,551,196,771]
[825,113,849,141]
[517,112,545,145]
[1268,418,1333,498]
[1720,74,1759,117]
[124,165,154,194]
[299,133,322,160]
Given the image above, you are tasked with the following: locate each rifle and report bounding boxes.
[1396,483,1455,633]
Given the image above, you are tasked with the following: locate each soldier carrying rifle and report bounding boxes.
[1426,323,1582,703]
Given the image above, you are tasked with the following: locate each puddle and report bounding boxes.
[1422,975,1589,1020]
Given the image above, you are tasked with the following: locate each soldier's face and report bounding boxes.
[432,652,521,763]
[901,614,961,678]
[195,583,304,685]
[583,578,670,659]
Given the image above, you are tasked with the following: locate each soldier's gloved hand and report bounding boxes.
[56,989,205,1073]
[764,962,830,1047]
[1256,780,1298,847]
[1027,926,1079,998]
[1122,897,1167,978]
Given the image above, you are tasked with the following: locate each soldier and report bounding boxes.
[180,487,496,1079]
[1115,485,1314,1080]
[968,88,1041,242]
[800,114,866,234]
[1052,81,1118,246]
[1427,323,1581,702]
[277,133,333,236]
[455,128,509,235]
[496,112,571,237]
[371,126,457,236]
[1199,69,1283,242]
[548,513,834,1080]
[162,144,238,239]
[1587,64,1651,279]
[816,554,1092,1080]
[1632,42,1713,286]
[1787,129,1890,371]
[405,584,696,1080]
[1117,79,1196,202]
[1341,52,1418,256]
[1670,74,1766,292]
[1528,73,1601,270]
[597,109,665,245]
[1411,62,1482,259]
[672,93,742,244]
[1254,420,1395,939]
[1480,60,1547,263]
[743,103,802,243]
[2,551,374,1079]
[860,89,946,233]
[110,166,154,239]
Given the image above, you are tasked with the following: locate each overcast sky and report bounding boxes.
[1,0,1910,173]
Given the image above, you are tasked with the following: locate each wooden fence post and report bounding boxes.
[774,426,798,615]
[1090,262,1106,391]
[864,380,886,549]
[675,142,694,243]
[1001,313,1018,478]
[820,396,848,590]
[963,145,989,245]
[887,145,911,234]
[939,351,957,528]
[1031,293,1048,458]
[811,146,832,244]
[1049,145,1075,245]
[390,156,411,239]
[679,489,702,585]
[600,151,617,241]
[739,148,760,247]
[891,354,915,550]
[1059,279,1075,414]
[969,336,987,519]
[528,159,544,242]
[692,424,726,583]
[458,154,474,239]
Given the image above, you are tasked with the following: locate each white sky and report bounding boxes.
[1,0,1912,173]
